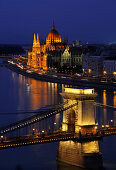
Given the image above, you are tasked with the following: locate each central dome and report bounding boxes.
[46,21,61,44]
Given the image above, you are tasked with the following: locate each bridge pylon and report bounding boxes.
[60,87,97,135]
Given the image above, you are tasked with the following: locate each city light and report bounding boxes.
[103,71,107,75]
[64,87,94,95]
[95,126,97,129]
[88,69,91,73]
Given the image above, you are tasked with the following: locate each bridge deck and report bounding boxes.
[0,127,116,150]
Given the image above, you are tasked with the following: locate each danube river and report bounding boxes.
[0,59,116,170]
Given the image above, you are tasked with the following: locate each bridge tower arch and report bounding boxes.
[61,88,97,135]
[68,109,76,132]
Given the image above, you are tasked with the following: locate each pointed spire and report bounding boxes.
[52,19,55,30]
[34,33,36,42]
[33,33,36,47]
[36,33,40,47]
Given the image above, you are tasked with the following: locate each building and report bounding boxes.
[61,48,71,67]
[82,53,103,76]
[72,40,82,47]
[47,47,83,71]
[47,50,62,69]
[103,59,116,78]
[27,33,47,71]
[27,21,69,71]
[70,47,83,67]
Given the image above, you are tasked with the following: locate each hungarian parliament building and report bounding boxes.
[27,21,69,71]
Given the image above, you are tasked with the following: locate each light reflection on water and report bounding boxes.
[0,62,116,169]
[57,140,103,169]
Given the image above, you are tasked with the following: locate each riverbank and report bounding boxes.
[6,63,116,90]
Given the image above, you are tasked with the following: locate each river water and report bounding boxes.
[0,59,116,170]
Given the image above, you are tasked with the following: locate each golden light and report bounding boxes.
[65,88,94,95]
[62,122,68,132]
[88,69,91,73]
[103,71,107,75]
[42,130,45,133]
[95,126,97,129]
[111,120,113,122]
[106,125,109,127]
[113,72,116,75]
[27,21,70,72]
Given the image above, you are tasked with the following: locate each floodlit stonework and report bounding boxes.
[27,21,69,71]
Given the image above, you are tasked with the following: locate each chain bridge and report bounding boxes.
[0,88,116,150]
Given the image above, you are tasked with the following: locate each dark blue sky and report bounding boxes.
[0,0,116,44]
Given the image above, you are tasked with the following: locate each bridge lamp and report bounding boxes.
[1,136,3,139]
[42,130,44,133]
[111,120,113,122]
[32,128,35,135]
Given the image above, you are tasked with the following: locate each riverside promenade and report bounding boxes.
[6,62,116,90]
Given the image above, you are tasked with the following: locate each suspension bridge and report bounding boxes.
[0,88,116,150]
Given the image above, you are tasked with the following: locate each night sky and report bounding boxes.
[0,0,116,44]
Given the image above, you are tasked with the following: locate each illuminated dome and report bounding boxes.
[46,21,61,44]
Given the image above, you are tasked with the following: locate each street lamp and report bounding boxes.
[88,69,91,77]
[54,122,56,131]
[42,130,45,133]
[110,120,113,126]
[113,72,116,80]
[1,136,3,143]
[95,126,97,129]
[32,128,35,135]
[103,71,107,75]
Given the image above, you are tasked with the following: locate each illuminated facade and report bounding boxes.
[57,88,102,168]
[27,33,47,71]
[27,21,69,71]
[61,48,71,67]
[46,21,61,45]
[60,88,97,135]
